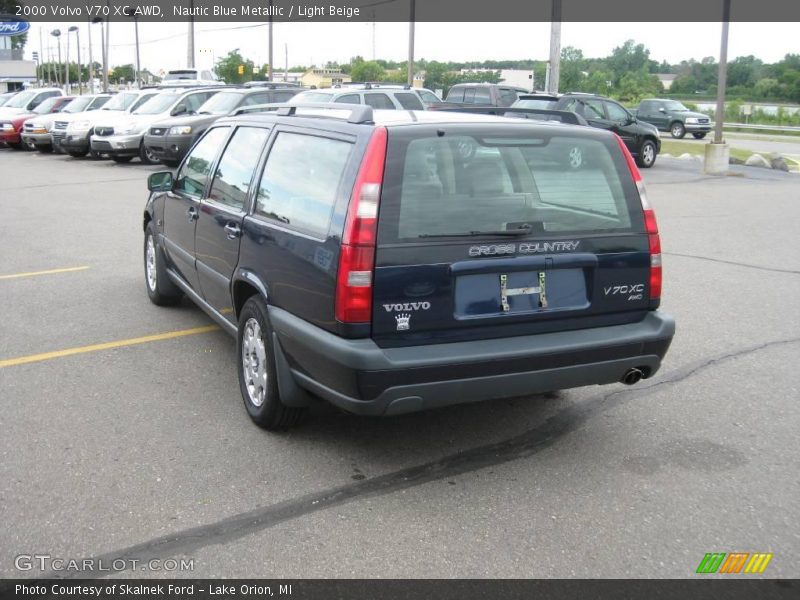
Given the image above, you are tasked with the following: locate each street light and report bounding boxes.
[50,29,62,89]
[68,26,82,95]
[91,18,108,92]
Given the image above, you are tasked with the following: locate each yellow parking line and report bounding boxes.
[0,266,90,280]
[0,325,220,369]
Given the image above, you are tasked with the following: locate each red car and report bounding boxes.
[0,96,73,150]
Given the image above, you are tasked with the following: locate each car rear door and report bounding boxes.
[162,126,230,292]
[371,124,652,346]
[195,126,271,323]
[604,100,638,151]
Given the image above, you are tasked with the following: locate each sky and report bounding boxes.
[26,21,798,74]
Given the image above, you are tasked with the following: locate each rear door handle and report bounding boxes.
[224,223,241,239]
[187,207,198,222]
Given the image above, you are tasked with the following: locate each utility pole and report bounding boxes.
[87,20,94,93]
[38,27,44,86]
[134,16,141,87]
[704,0,732,174]
[371,11,376,61]
[187,0,195,68]
[547,0,562,94]
[51,30,62,88]
[407,0,415,87]
[99,20,108,92]
[284,43,288,83]
[104,0,111,89]
[69,26,81,94]
[713,0,731,144]
[268,0,274,81]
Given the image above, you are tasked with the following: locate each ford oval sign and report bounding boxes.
[0,19,30,36]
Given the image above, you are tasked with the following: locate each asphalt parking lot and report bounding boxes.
[1,148,798,579]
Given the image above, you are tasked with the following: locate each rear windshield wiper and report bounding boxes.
[419,224,532,238]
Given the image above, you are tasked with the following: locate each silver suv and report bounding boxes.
[289,85,441,110]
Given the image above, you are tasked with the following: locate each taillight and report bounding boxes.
[615,134,662,301]
[335,127,387,323]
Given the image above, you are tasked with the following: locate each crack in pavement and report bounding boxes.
[664,251,800,275]
[41,336,800,579]
[3,178,147,192]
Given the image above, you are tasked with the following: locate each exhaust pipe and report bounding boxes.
[621,368,644,385]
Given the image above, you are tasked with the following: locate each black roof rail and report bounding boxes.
[233,102,374,124]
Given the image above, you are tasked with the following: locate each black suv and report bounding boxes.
[143,87,300,167]
[143,104,675,429]
[553,93,661,168]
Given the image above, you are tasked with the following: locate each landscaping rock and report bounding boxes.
[768,153,790,172]
[678,153,700,161]
[744,153,772,168]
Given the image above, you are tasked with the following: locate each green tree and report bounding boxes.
[214,49,255,84]
[559,46,586,91]
[607,40,652,86]
[350,60,385,82]
[111,64,136,84]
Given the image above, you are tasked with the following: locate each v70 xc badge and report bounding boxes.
[499,272,548,312]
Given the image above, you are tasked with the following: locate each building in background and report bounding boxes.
[0,35,36,93]
[301,67,351,89]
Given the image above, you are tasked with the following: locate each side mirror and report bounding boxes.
[148,171,174,192]
[658,107,666,113]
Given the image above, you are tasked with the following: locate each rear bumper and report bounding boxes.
[90,133,141,156]
[684,123,711,133]
[143,133,193,162]
[21,132,51,146]
[270,308,675,416]
[0,130,20,144]
[59,132,91,152]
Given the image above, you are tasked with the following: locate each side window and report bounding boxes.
[186,92,212,113]
[605,101,629,122]
[583,99,606,120]
[474,87,491,104]
[255,132,353,238]
[131,94,156,111]
[334,94,361,104]
[394,92,424,110]
[419,90,441,104]
[364,93,395,109]
[272,91,296,102]
[639,100,654,113]
[208,127,270,211]
[243,93,270,105]
[446,87,464,102]
[498,88,518,107]
[174,127,230,198]
[463,88,476,104]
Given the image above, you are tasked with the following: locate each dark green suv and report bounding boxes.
[633,99,712,139]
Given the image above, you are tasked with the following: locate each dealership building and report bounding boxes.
[1,26,36,93]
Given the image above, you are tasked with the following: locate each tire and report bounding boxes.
[35,144,53,153]
[139,142,160,165]
[635,139,657,169]
[144,222,182,306]
[7,141,23,150]
[237,296,306,430]
[670,121,686,139]
[67,149,89,158]
[111,155,133,163]
[162,159,179,168]
[692,132,707,140]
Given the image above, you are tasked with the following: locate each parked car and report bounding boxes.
[142,104,674,429]
[631,99,712,139]
[143,86,300,167]
[0,91,19,107]
[90,87,223,164]
[160,68,220,87]
[59,89,163,158]
[0,95,73,150]
[0,88,63,117]
[434,83,529,109]
[553,93,661,168]
[48,94,114,153]
[290,85,435,111]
